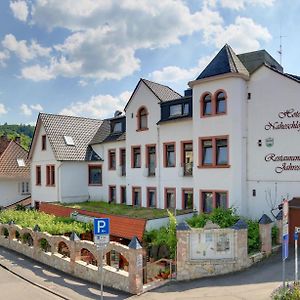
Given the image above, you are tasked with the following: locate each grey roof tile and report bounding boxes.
[196,44,249,80]
[142,79,182,102]
[39,113,102,161]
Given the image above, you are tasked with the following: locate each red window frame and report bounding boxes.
[132,186,142,207]
[147,187,157,208]
[200,90,227,118]
[109,185,117,203]
[182,188,193,210]
[36,165,41,186]
[46,165,55,186]
[88,164,102,186]
[198,135,229,168]
[120,185,126,204]
[163,142,176,168]
[200,190,228,213]
[108,149,116,170]
[164,187,176,209]
[131,145,141,168]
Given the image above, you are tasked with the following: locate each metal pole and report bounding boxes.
[296,231,298,282]
[100,247,104,300]
[283,255,286,288]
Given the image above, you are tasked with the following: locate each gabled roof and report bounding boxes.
[124,78,182,111]
[0,140,30,179]
[196,44,249,80]
[29,113,103,161]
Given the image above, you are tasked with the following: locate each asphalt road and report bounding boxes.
[0,265,62,300]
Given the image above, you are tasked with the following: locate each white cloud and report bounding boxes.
[22,0,222,81]
[0,103,7,115]
[78,80,88,87]
[206,0,275,10]
[20,103,43,116]
[10,0,29,22]
[149,54,216,84]
[203,16,272,53]
[0,50,10,67]
[2,34,51,62]
[60,91,131,119]
[21,64,55,81]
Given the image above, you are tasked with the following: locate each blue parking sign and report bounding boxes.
[94,218,110,235]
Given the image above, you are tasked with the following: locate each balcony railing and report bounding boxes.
[148,162,155,177]
[183,162,193,176]
[121,164,126,176]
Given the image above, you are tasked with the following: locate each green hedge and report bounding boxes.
[0,210,92,235]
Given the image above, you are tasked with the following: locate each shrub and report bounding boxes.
[272,226,279,245]
[0,210,92,235]
[247,220,260,254]
[271,283,300,299]
[143,210,177,259]
[187,208,239,228]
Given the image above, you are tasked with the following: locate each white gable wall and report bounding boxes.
[247,66,300,218]
[31,124,59,204]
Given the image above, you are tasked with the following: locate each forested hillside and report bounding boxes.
[0,123,35,150]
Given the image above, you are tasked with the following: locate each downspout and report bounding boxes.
[157,125,161,208]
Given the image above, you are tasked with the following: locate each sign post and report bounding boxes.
[295,227,300,282]
[94,218,110,300]
[282,199,289,288]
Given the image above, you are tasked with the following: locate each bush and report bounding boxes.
[187,208,239,228]
[272,226,279,245]
[247,220,260,254]
[272,283,300,299]
[143,210,177,259]
[0,210,93,235]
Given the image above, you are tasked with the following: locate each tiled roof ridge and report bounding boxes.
[0,140,14,161]
[226,44,239,73]
[39,112,103,122]
[141,78,182,100]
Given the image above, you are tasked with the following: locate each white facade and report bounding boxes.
[30,47,300,220]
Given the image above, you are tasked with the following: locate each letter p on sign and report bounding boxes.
[94,218,110,235]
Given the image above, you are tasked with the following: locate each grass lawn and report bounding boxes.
[62,201,193,219]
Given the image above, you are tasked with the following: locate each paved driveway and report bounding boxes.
[132,249,296,300]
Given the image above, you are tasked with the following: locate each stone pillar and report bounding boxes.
[69,232,80,274]
[128,236,144,295]
[232,220,249,268]
[258,214,273,255]
[176,222,190,281]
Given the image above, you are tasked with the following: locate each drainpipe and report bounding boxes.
[157,125,161,208]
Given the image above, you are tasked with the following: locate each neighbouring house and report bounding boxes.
[30,44,300,222]
[0,135,31,207]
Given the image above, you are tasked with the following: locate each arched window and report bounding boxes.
[137,107,148,130]
[216,91,226,114]
[202,93,212,116]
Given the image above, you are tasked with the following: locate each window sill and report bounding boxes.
[35,184,41,186]
[132,166,141,169]
[165,166,176,168]
[136,128,149,132]
[46,185,56,187]
[88,184,103,186]
[200,113,226,118]
[108,168,116,171]
[198,164,230,169]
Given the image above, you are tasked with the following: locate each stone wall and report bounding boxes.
[176,221,250,281]
[0,223,143,294]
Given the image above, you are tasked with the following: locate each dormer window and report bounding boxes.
[169,103,189,118]
[137,107,148,131]
[112,122,122,133]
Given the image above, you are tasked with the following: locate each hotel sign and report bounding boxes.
[265,108,300,132]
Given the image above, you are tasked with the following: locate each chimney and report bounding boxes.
[0,134,8,142]
[15,136,21,144]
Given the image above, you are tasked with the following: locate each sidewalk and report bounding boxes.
[0,246,129,300]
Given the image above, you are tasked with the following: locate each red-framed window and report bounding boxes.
[108,149,116,170]
[182,188,193,210]
[119,148,126,176]
[132,186,141,206]
[200,90,227,117]
[200,190,228,213]
[164,187,176,209]
[136,106,148,131]
[36,165,41,186]
[46,165,55,186]
[109,185,116,203]
[120,186,126,204]
[131,146,141,168]
[42,135,46,151]
[88,165,102,186]
[146,144,156,176]
[163,142,176,168]
[181,140,193,176]
[147,187,157,208]
[198,136,229,168]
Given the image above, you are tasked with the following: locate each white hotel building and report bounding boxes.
[29,44,300,219]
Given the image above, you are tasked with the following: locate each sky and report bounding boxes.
[0,0,299,125]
